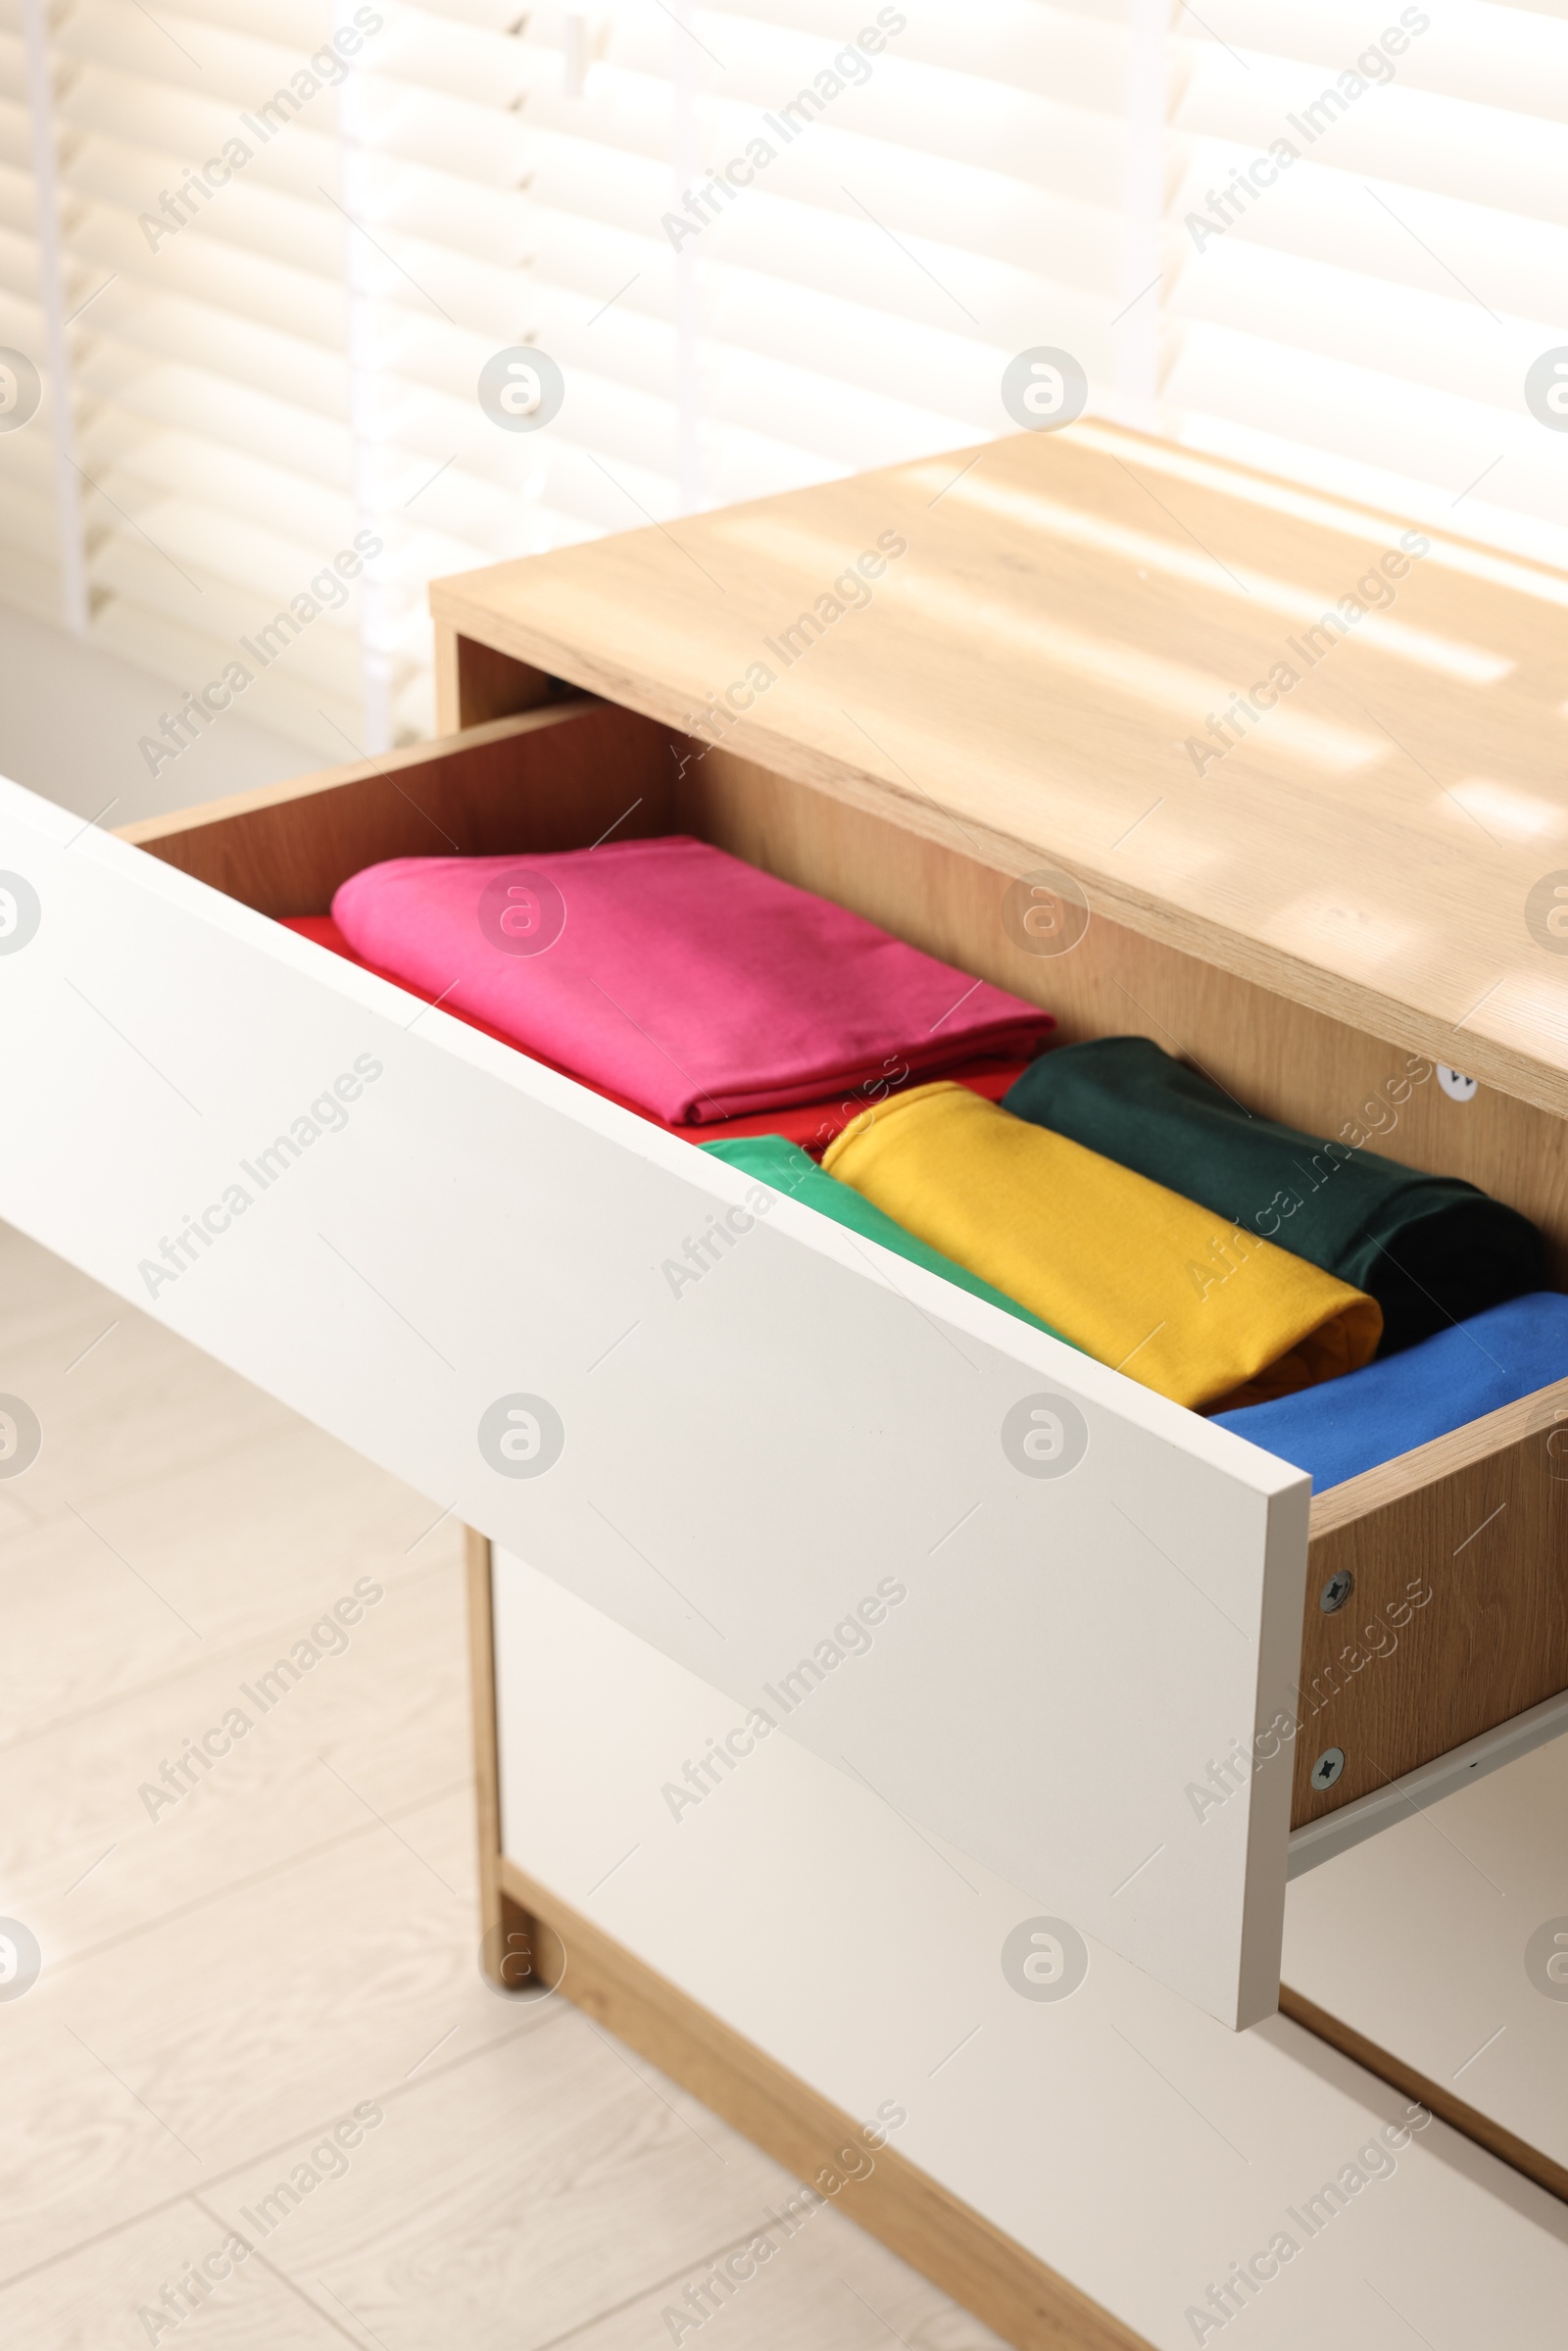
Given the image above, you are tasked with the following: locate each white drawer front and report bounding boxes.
[0,774,1307,2026]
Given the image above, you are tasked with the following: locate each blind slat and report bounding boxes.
[2,0,1563,758]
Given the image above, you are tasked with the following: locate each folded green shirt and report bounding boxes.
[701,1132,1074,1346]
[1004,1037,1545,1356]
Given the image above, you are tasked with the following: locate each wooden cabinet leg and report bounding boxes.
[488,1888,551,1990]
[466,1523,510,1983]
[466,1523,566,1994]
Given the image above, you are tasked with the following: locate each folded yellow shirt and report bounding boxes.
[822,1082,1382,1411]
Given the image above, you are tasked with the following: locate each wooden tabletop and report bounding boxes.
[431,420,1568,1120]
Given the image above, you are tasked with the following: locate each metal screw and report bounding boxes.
[1311,1745,1346,1790]
[1319,1568,1353,1614]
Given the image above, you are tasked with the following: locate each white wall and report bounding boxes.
[0,607,311,827]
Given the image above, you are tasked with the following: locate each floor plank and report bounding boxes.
[0,1418,460,1741]
[6,1553,467,1963]
[0,2194,360,2350]
[564,2201,1012,2351]
[209,2013,806,2351]
[0,1241,294,1539]
[0,1785,522,2277]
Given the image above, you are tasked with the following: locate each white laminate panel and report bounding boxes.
[493,1551,1568,2351]
[1284,1732,1568,2172]
[0,770,1307,2024]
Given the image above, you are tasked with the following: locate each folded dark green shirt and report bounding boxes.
[1004,1037,1545,1356]
[701,1133,1074,1347]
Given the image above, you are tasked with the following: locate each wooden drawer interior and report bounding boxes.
[121,685,1568,1837]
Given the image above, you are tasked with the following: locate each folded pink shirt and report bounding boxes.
[330,837,1054,1125]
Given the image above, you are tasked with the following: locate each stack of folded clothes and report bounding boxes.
[1002,1035,1545,1354]
[319,837,1054,1136]
[1214,1292,1568,1492]
[821,1080,1382,1412]
[701,1132,1074,1345]
[993,1036,1561,1476]
[291,846,1565,1484]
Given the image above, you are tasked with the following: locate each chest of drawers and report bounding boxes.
[7,418,1565,2346]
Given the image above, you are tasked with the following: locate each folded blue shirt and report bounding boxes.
[1215,1292,1568,1492]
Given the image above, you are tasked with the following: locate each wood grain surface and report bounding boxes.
[428,419,1568,1121]
[681,744,1568,1266]
[1294,1378,1568,1823]
[467,1529,545,1995]
[434,620,557,731]
[118,702,673,915]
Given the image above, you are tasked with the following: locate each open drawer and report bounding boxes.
[3,666,1563,2030]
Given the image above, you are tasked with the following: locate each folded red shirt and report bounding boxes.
[281,916,1032,1152]
[328,837,1053,1126]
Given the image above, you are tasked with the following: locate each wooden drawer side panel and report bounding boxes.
[682,745,1568,1270]
[118,702,676,915]
[1293,1380,1568,1823]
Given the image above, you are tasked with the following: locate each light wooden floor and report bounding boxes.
[0,1223,1006,2351]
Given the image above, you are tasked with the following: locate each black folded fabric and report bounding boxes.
[1003,1037,1546,1355]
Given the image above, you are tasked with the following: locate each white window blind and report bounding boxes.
[0,0,1564,770]
[1166,0,1568,573]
